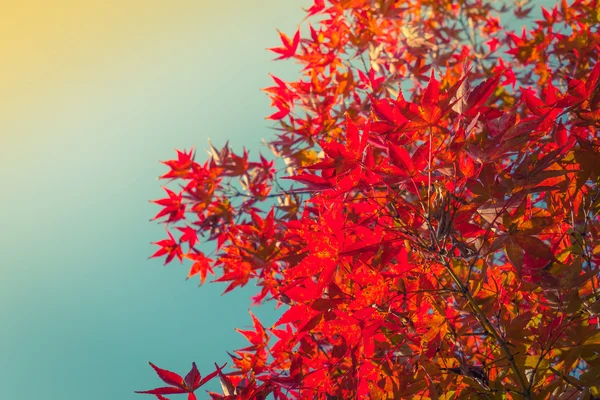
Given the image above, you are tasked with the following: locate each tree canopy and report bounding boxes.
[139,0,600,398]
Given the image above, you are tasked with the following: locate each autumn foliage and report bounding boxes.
[140,0,600,398]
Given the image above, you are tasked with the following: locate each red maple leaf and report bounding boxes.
[136,362,225,400]
[151,187,186,223]
[185,251,214,284]
[268,30,301,60]
[160,148,195,180]
[176,226,199,248]
[150,231,183,265]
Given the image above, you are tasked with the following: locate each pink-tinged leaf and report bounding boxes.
[388,143,414,172]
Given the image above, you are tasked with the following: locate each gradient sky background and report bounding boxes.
[0,1,557,399]
[0,1,307,399]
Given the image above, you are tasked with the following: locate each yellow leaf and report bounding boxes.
[295,149,318,167]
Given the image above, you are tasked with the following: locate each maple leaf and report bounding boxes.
[304,0,325,18]
[185,251,214,284]
[160,148,195,180]
[465,71,503,116]
[236,312,269,349]
[151,187,186,223]
[150,231,183,265]
[176,226,199,248]
[136,362,225,400]
[268,30,301,60]
[266,99,290,120]
[357,68,384,91]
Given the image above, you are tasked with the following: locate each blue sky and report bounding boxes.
[0,1,306,399]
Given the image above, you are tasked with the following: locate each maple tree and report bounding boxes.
[139,0,600,398]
